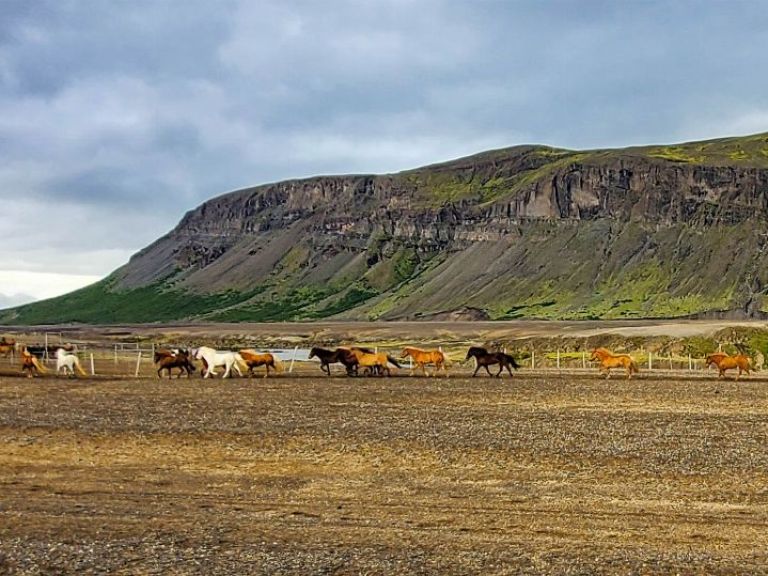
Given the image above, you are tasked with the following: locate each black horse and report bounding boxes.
[309,347,359,376]
[465,346,521,377]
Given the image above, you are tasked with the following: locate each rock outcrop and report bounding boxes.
[6,133,768,324]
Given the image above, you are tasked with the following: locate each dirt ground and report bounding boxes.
[2,369,768,575]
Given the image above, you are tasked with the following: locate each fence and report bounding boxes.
[2,333,751,377]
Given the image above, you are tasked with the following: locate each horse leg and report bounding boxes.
[605,368,611,380]
[485,364,494,377]
[506,362,513,377]
[496,364,503,378]
[263,364,269,379]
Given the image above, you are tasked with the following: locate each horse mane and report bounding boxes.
[403,346,425,353]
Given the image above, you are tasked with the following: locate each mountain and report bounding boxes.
[6,132,768,325]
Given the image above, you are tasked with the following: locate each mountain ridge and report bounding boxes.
[5,132,768,325]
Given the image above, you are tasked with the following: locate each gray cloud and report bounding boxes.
[2,0,768,291]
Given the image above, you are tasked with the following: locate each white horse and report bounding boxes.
[194,346,247,379]
[56,348,87,377]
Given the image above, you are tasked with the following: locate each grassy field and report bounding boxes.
[2,370,768,574]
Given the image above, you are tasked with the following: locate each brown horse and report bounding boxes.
[706,352,751,380]
[309,347,359,376]
[154,349,196,378]
[590,348,639,380]
[465,346,520,377]
[240,349,283,378]
[21,347,46,378]
[0,337,17,358]
[400,346,449,377]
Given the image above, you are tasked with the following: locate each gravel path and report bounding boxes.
[1,373,768,574]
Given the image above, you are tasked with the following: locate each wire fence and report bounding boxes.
[3,334,759,378]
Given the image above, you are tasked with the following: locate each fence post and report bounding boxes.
[688,353,692,371]
[531,350,535,370]
[669,356,673,371]
[582,351,586,369]
[556,350,560,370]
[90,353,95,376]
[134,351,142,377]
[648,352,652,371]
[44,333,49,363]
[289,345,298,373]
[114,345,118,365]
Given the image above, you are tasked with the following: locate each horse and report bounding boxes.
[347,348,401,376]
[193,346,248,379]
[308,347,359,376]
[55,348,87,377]
[590,348,639,380]
[465,346,520,377]
[154,349,196,378]
[21,347,46,378]
[400,346,449,377]
[0,337,17,358]
[706,352,751,380]
[240,349,284,378]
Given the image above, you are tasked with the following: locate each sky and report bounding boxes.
[2,0,768,307]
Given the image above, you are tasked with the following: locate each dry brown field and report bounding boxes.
[2,365,768,575]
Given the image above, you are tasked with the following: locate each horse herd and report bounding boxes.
[0,336,755,380]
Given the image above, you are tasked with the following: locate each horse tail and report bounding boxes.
[32,357,47,374]
[387,355,402,369]
[504,353,521,370]
[440,351,452,366]
[74,358,87,376]
[630,360,639,374]
[273,355,284,373]
[234,353,249,373]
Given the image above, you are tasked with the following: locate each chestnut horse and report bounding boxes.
[154,349,196,378]
[706,352,751,380]
[400,346,449,377]
[21,347,46,378]
[590,348,639,379]
[240,349,283,378]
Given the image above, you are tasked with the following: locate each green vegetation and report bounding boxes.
[0,278,262,325]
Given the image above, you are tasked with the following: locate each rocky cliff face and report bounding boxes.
[6,133,768,324]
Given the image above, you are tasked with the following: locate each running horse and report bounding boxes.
[590,348,639,379]
[21,347,46,378]
[347,348,402,376]
[154,349,196,378]
[0,337,16,358]
[239,349,284,378]
[706,352,751,380]
[465,346,521,377]
[308,347,359,376]
[400,346,449,377]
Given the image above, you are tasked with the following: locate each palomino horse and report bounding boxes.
[465,346,520,377]
[308,347,359,376]
[56,348,87,377]
[21,347,46,378]
[706,352,751,380]
[590,348,639,379]
[194,346,247,379]
[400,346,449,377]
[347,348,401,376]
[240,349,284,378]
[154,349,196,378]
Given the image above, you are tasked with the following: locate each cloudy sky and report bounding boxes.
[1,0,767,307]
